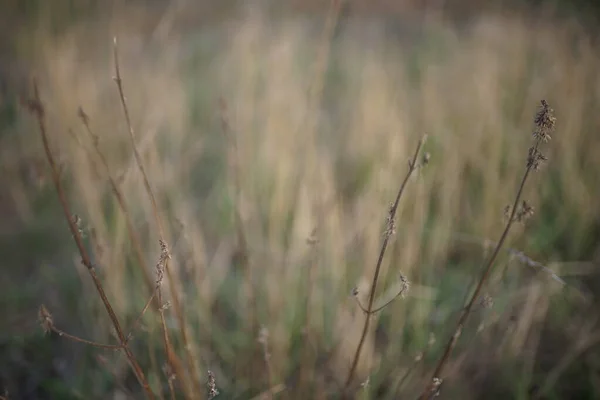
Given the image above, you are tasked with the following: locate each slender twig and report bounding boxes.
[77,109,166,344]
[77,107,158,303]
[125,288,159,342]
[354,281,410,315]
[38,305,123,349]
[112,37,200,398]
[27,80,156,400]
[344,135,427,392]
[418,100,555,399]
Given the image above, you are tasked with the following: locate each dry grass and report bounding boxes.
[3,1,600,399]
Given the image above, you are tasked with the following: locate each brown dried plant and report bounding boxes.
[112,37,200,399]
[78,105,187,398]
[418,100,556,399]
[343,135,428,394]
[25,81,157,400]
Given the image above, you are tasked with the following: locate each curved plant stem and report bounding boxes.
[112,37,200,399]
[418,143,541,399]
[29,81,156,400]
[343,135,427,393]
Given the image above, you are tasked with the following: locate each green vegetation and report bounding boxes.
[1,2,599,399]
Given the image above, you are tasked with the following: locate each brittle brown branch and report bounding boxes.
[77,107,157,299]
[26,80,156,400]
[77,109,185,385]
[343,135,427,393]
[353,275,411,315]
[38,305,122,350]
[112,37,199,398]
[418,100,556,399]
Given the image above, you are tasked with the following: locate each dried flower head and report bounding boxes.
[163,363,176,382]
[155,239,171,286]
[527,146,548,170]
[533,100,556,142]
[384,203,397,239]
[423,152,431,165]
[431,377,443,397]
[480,293,494,309]
[38,304,54,334]
[207,370,219,399]
[399,274,411,298]
[505,201,534,223]
[516,200,534,223]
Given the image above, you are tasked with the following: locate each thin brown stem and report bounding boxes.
[28,81,156,400]
[354,284,410,315]
[113,37,200,399]
[125,287,159,343]
[78,108,157,302]
[344,135,427,392]
[54,328,123,349]
[78,110,163,341]
[418,146,539,399]
[79,110,190,395]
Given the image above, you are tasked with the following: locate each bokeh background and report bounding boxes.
[1,0,599,399]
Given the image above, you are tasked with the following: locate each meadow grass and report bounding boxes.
[3,2,600,399]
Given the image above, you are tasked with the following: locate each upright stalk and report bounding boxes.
[344,135,427,392]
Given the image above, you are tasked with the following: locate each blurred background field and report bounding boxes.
[1,0,599,399]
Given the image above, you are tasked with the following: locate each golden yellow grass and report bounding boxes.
[6,3,600,398]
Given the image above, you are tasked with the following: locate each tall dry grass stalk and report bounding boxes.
[343,135,425,393]
[9,2,600,398]
[25,81,157,399]
[419,99,556,399]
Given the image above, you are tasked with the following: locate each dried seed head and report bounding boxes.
[480,293,494,309]
[72,214,86,237]
[431,377,443,397]
[399,274,411,297]
[384,203,397,238]
[163,363,176,382]
[527,147,548,170]
[516,200,534,223]
[38,304,53,334]
[533,100,556,142]
[155,240,171,286]
[422,152,431,166]
[207,370,219,399]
